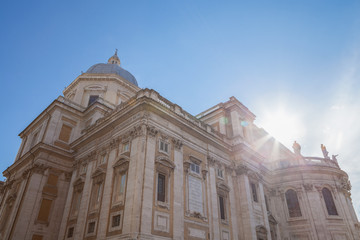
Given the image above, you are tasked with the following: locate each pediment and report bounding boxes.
[73,177,85,186]
[156,156,175,169]
[92,167,106,178]
[217,182,230,192]
[268,212,278,224]
[113,155,130,168]
[256,225,267,234]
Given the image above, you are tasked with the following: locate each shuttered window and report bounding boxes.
[59,124,72,142]
[37,198,53,222]
[157,173,166,202]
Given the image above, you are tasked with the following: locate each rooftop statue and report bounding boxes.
[292,141,301,155]
[321,144,329,158]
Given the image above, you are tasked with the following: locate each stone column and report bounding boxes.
[6,177,28,240]
[237,173,256,239]
[172,139,184,240]
[123,125,146,235]
[139,128,156,235]
[209,167,220,239]
[227,170,239,240]
[258,182,271,240]
[97,148,117,238]
[75,160,94,240]
[57,170,77,240]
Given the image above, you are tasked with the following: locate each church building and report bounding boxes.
[0,51,359,240]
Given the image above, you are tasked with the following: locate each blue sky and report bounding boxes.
[1,0,360,215]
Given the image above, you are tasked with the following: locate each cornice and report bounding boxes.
[63,74,140,96]
[19,97,85,138]
[4,143,74,177]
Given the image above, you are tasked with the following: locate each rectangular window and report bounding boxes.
[122,142,130,152]
[217,169,224,178]
[47,174,59,186]
[71,191,82,216]
[219,195,226,220]
[265,195,269,211]
[190,163,200,174]
[250,182,258,202]
[37,198,53,222]
[112,214,121,227]
[157,173,166,202]
[120,173,126,194]
[67,227,74,238]
[87,221,95,233]
[96,183,103,203]
[32,235,43,240]
[88,95,99,106]
[159,140,169,153]
[99,154,106,165]
[59,124,72,142]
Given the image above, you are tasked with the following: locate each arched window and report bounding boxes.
[285,189,302,217]
[322,187,338,215]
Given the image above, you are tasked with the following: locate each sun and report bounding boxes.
[257,107,305,149]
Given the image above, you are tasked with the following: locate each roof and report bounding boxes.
[86,63,138,86]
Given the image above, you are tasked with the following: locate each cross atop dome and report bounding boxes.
[108,49,120,65]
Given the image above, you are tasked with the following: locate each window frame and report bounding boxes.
[159,139,170,154]
[217,168,224,179]
[250,182,258,203]
[108,210,124,232]
[190,162,200,175]
[88,95,99,106]
[85,220,97,237]
[154,156,175,210]
[322,187,339,216]
[285,189,302,218]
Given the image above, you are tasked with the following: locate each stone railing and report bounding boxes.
[268,156,340,170]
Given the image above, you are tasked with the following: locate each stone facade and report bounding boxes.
[1,52,359,240]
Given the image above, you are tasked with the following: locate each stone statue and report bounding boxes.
[321,144,329,158]
[332,154,338,162]
[292,141,301,155]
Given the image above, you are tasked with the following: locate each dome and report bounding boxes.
[86,63,138,86]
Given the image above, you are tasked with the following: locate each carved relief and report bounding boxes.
[109,137,120,150]
[172,138,183,150]
[32,164,47,175]
[235,164,249,175]
[201,169,208,180]
[338,176,351,192]
[303,183,313,191]
[64,172,72,182]
[147,125,158,138]
[129,124,145,138]
[207,155,217,167]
